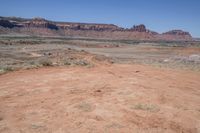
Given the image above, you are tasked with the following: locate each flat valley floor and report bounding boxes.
[0,37,200,133]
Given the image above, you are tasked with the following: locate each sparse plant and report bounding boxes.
[0,66,14,74]
[75,60,90,66]
[64,61,71,65]
[75,102,93,112]
[29,61,35,65]
[133,103,159,112]
[39,59,53,66]
[3,67,13,72]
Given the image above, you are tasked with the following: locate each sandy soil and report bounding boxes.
[0,64,200,133]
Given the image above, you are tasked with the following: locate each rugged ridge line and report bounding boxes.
[0,16,192,41]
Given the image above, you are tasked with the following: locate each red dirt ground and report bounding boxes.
[0,64,200,133]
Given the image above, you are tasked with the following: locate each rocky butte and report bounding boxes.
[0,16,192,41]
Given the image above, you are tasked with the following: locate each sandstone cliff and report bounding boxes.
[0,16,193,41]
[24,18,58,30]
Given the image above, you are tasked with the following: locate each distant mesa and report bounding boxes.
[163,30,191,36]
[0,16,193,41]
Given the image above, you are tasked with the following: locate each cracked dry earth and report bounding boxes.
[0,64,200,133]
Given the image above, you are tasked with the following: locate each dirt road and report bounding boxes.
[0,64,200,133]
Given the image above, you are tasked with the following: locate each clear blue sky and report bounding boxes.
[0,0,200,37]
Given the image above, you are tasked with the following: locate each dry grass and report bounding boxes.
[132,103,160,112]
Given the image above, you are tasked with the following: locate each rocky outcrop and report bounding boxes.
[129,24,159,35]
[24,18,58,30]
[131,24,147,32]
[0,19,15,28]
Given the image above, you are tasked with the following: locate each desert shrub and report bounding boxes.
[29,61,36,65]
[75,60,90,66]
[64,61,71,65]
[39,59,53,66]
[3,67,13,71]
[0,66,13,74]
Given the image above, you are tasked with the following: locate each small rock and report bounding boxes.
[95,90,101,92]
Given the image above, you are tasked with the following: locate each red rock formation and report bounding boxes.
[163,30,191,36]
[131,24,147,32]
[0,16,193,41]
[159,30,192,41]
[56,22,119,31]
[24,18,58,30]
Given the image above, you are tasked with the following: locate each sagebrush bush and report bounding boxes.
[39,59,53,66]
